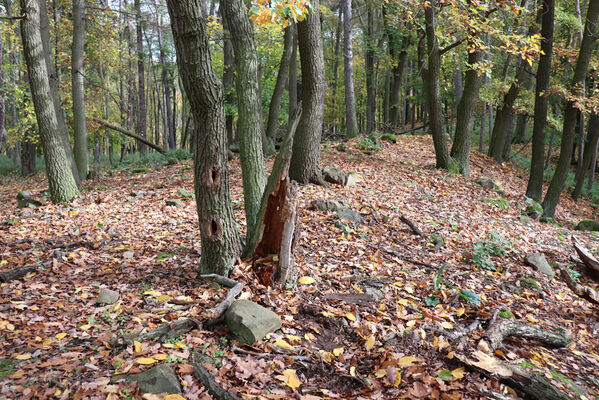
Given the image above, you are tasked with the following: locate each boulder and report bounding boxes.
[335,143,347,152]
[225,300,281,344]
[17,191,42,209]
[524,253,554,279]
[165,199,183,208]
[575,219,599,232]
[323,167,349,186]
[335,207,364,225]
[523,197,543,220]
[127,364,181,394]
[97,288,120,304]
[310,199,348,212]
[475,177,495,190]
[346,173,359,187]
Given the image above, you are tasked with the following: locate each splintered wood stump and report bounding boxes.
[572,236,599,279]
[245,105,302,287]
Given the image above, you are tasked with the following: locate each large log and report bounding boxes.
[93,118,167,154]
[558,265,599,304]
[572,236,599,277]
[478,320,571,353]
[244,105,302,287]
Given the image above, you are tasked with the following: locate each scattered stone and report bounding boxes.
[346,173,359,187]
[309,199,348,212]
[335,207,364,225]
[323,166,349,186]
[525,253,554,279]
[225,300,282,344]
[126,364,181,394]
[365,287,383,300]
[97,288,120,304]
[335,143,347,152]
[524,197,543,220]
[475,177,495,190]
[165,199,183,208]
[123,251,134,260]
[17,191,42,209]
[130,190,144,198]
[575,219,599,232]
[520,215,531,225]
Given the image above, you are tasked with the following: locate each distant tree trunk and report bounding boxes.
[72,0,88,181]
[0,21,5,153]
[424,1,450,169]
[166,0,241,275]
[342,0,358,137]
[288,23,298,115]
[289,0,325,184]
[330,11,341,135]
[20,130,36,176]
[453,55,463,110]
[365,4,376,134]
[222,19,235,145]
[383,70,391,124]
[542,0,599,218]
[39,0,80,184]
[20,0,80,202]
[266,24,294,144]
[221,0,266,236]
[156,11,175,150]
[573,113,599,199]
[451,48,484,174]
[526,0,555,201]
[135,0,147,154]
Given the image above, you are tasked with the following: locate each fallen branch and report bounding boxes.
[93,118,166,154]
[323,292,375,306]
[572,236,599,277]
[114,318,199,347]
[231,344,311,361]
[399,215,423,236]
[192,352,241,400]
[478,319,571,353]
[0,261,51,282]
[199,274,239,288]
[200,274,243,327]
[558,265,599,304]
[456,351,572,400]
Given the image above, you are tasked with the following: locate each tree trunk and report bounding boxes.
[38,0,80,184]
[526,0,555,201]
[72,0,88,181]
[166,0,241,275]
[424,1,450,169]
[156,11,175,150]
[342,0,359,137]
[289,0,325,184]
[20,0,80,203]
[20,130,36,176]
[573,113,599,199]
[453,55,463,110]
[365,4,376,134]
[135,0,147,154]
[221,0,267,236]
[542,0,599,218]
[265,24,295,144]
[288,23,298,115]
[223,18,235,145]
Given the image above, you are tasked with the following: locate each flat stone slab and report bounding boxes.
[126,364,181,394]
[225,300,281,344]
[165,199,183,208]
[97,288,120,304]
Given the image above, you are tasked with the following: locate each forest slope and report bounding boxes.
[0,135,598,399]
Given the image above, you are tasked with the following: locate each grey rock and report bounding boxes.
[575,219,599,232]
[475,177,495,190]
[310,199,348,212]
[346,173,359,187]
[335,207,364,225]
[123,251,134,260]
[225,300,282,344]
[335,143,347,152]
[524,253,554,279]
[365,287,383,300]
[523,197,543,220]
[17,191,42,209]
[97,288,120,304]
[165,199,183,208]
[323,167,349,186]
[127,364,181,394]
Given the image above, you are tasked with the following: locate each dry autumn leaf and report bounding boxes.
[135,357,157,365]
[298,276,316,285]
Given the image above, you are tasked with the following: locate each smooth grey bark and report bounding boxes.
[424,1,450,169]
[221,0,267,236]
[573,113,599,199]
[72,0,88,181]
[451,48,484,175]
[342,0,358,137]
[265,24,294,143]
[39,0,80,184]
[166,0,241,275]
[289,0,325,184]
[20,0,79,203]
[542,0,599,218]
[135,0,147,154]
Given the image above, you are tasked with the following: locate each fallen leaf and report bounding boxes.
[398,356,421,367]
[298,276,316,285]
[136,357,157,365]
[365,334,376,351]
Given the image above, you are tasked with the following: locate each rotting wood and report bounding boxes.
[456,351,573,400]
[323,292,375,306]
[113,318,199,347]
[93,118,166,154]
[192,351,241,400]
[0,261,51,282]
[572,236,599,277]
[478,319,571,353]
[245,105,302,287]
[558,265,599,304]
[399,215,423,236]
[199,274,243,327]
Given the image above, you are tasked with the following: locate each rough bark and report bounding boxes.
[342,0,359,137]
[222,19,235,145]
[289,0,325,184]
[288,23,298,115]
[331,11,341,135]
[558,264,599,304]
[424,1,450,169]
[365,4,376,134]
[156,12,175,150]
[572,236,599,276]
[573,114,599,199]
[20,0,80,203]
[135,0,147,154]
[166,0,241,275]
[265,24,294,143]
[72,0,88,181]
[221,0,267,235]
[451,48,484,174]
[542,0,599,218]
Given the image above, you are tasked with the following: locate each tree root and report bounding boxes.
[399,215,423,236]
[0,261,51,282]
[478,319,571,353]
[192,351,241,400]
[572,236,599,278]
[558,265,599,304]
[113,318,199,347]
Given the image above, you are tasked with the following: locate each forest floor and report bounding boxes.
[1,135,598,400]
